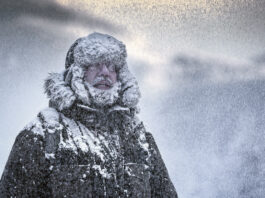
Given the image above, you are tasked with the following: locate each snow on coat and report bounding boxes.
[0,32,177,198]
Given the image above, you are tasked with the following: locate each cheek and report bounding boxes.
[111,72,117,83]
[85,71,97,84]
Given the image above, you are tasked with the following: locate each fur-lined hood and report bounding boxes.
[44,32,141,112]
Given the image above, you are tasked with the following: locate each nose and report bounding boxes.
[98,64,110,76]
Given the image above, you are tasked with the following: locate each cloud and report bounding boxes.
[171,50,265,86]
[0,0,123,33]
[252,52,265,65]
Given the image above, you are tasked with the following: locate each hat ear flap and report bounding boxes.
[44,72,76,111]
[65,38,83,69]
[69,63,91,105]
[118,63,141,108]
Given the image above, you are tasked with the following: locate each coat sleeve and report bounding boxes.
[145,132,178,198]
[0,130,51,197]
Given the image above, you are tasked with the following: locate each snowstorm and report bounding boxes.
[1,0,265,197]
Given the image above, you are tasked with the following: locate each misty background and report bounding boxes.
[1,0,265,197]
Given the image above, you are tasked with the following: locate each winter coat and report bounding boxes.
[0,104,177,198]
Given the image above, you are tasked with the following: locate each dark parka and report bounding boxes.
[0,33,178,198]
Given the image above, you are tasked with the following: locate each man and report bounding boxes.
[0,33,177,197]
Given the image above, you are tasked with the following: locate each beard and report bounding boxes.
[84,79,121,107]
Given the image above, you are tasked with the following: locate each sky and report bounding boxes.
[1,0,265,197]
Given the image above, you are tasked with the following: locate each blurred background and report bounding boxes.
[1,0,265,197]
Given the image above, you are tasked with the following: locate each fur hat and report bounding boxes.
[65,33,127,70]
[45,32,141,111]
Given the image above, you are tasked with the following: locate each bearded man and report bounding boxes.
[0,33,177,197]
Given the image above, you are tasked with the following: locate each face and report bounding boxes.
[84,62,117,90]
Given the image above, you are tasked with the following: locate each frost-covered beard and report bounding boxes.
[84,79,121,107]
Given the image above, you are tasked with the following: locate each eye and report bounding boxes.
[88,65,97,71]
[108,64,116,72]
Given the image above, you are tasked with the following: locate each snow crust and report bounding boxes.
[57,114,120,162]
[44,73,76,111]
[92,165,111,179]
[139,132,150,154]
[73,33,127,69]
[23,116,44,136]
[24,107,64,136]
[45,153,55,159]
[39,108,63,134]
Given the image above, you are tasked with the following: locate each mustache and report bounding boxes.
[92,76,113,86]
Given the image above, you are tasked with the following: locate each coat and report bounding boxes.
[0,104,178,197]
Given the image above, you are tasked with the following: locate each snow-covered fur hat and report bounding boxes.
[44,32,141,111]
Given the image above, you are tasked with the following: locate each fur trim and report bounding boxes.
[68,64,90,105]
[118,63,141,108]
[44,72,76,111]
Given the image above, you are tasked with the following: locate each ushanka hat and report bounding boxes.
[65,33,127,70]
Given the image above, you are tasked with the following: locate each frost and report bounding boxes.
[58,131,78,154]
[76,104,99,112]
[108,105,130,113]
[139,132,149,151]
[138,131,150,161]
[44,72,76,111]
[92,165,111,179]
[62,116,89,153]
[39,108,63,134]
[58,114,121,162]
[81,126,106,162]
[84,80,121,107]
[124,166,133,176]
[23,116,44,136]
[45,153,55,159]
[73,33,126,69]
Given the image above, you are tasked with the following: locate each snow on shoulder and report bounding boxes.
[23,107,62,136]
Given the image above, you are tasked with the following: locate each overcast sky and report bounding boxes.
[1,0,265,197]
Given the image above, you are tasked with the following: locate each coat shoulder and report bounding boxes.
[23,107,63,137]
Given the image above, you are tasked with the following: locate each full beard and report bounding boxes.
[84,81,121,107]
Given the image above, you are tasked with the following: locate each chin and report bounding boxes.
[84,81,121,106]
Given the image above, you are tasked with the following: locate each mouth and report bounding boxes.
[94,81,112,90]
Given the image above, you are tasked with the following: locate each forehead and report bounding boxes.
[92,60,113,65]
[83,59,117,68]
